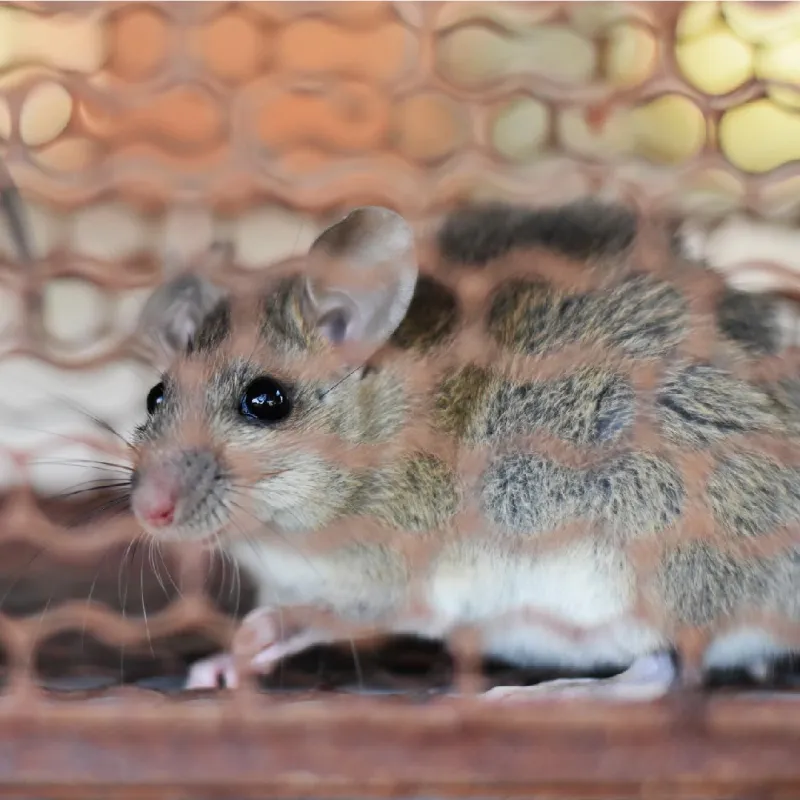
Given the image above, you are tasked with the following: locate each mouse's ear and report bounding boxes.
[137,263,227,362]
[299,206,417,356]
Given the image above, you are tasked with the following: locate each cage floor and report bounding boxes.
[0,690,798,799]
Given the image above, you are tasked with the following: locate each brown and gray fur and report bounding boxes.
[130,200,800,683]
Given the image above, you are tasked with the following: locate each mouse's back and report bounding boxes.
[425,201,800,646]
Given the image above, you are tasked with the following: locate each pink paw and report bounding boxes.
[232,607,281,661]
[185,653,239,690]
[184,607,324,691]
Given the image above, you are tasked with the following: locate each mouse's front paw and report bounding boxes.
[184,607,325,691]
[237,607,325,673]
[185,652,238,690]
[183,608,282,691]
[232,607,282,662]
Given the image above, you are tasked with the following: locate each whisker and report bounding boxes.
[208,497,244,618]
[55,481,132,500]
[117,539,136,619]
[317,364,362,400]
[0,421,131,451]
[34,458,133,474]
[207,499,229,609]
[208,488,250,617]
[148,539,170,602]
[140,543,155,658]
[0,548,45,612]
[227,485,361,553]
[223,485,369,691]
[349,637,364,692]
[117,537,141,684]
[30,595,52,683]
[230,547,241,618]
[155,543,181,598]
[218,533,227,602]
[47,394,133,450]
[225,493,327,580]
[211,530,239,616]
[67,495,131,529]
[81,550,112,651]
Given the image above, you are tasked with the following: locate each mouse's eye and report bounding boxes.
[146,382,165,415]
[240,377,292,423]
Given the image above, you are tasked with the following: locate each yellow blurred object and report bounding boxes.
[720,98,800,172]
[0,7,106,73]
[19,83,74,147]
[756,35,800,82]
[676,1,722,40]
[756,36,800,108]
[631,95,707,164]
[33,139,100,173]
[492,98,550,162]
[392,93,468,162]
[437,24,597,87]
[434,2,558,32]
[722,1,800,45]
[676,24,754,95]
[568,2,639,36]
[767,86,800,111]
[0,99,10,141]
[605,22,657,88]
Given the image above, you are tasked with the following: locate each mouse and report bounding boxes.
[128,199,800,699]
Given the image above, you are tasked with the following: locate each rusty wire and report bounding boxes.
[0,1,799,796]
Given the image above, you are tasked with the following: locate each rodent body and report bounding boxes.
[130,200,800,689]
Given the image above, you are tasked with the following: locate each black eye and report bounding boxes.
[240,377,292,423]
[146,382,165,415]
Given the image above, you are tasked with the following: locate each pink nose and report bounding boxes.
[133,482,179,528]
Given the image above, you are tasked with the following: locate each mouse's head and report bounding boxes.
[129,206,420,543]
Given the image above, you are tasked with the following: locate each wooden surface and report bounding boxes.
[0,691,798,798]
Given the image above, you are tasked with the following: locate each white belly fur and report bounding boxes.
[227,537,793,673]
[228,537,666,671]
[227,539,376,611]
[420,539,665,669]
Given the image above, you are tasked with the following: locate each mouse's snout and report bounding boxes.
[133,476,178,528]
[131,448,226,540]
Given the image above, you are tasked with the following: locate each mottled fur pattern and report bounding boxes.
[131,199,800,678]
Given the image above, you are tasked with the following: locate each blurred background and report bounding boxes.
[2,1,800,495]
[2,0,800,688]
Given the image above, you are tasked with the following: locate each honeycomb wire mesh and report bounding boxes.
[1,0,800,795]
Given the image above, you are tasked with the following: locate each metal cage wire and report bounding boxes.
[0,1,799,797]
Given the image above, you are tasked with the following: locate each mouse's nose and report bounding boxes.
[131,448,222,534]
[131,473,180,528]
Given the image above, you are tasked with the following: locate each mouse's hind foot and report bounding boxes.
[482,651,676,703]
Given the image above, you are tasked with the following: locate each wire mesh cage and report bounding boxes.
[2,1,800,797]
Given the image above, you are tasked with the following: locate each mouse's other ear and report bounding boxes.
[137,258,227,362]
[299,206,418,355]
